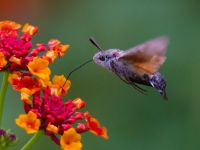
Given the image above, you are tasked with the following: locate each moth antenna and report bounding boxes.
[63,59,93,86]
[89,37,103,51]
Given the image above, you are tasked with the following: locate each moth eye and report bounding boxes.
[99,56,105,61]
[112,52,119,57]
[112,53,116,57]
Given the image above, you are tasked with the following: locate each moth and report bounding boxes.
[90,36,168,100]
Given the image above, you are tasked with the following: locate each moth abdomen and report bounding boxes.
[149,72,167,100]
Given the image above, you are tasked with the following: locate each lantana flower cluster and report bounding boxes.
[0,20,108,150]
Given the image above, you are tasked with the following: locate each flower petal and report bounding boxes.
[22,23,38,35]
[27,57,51,80]
[0,20,21,30]
[60,128,82,150]
[16,111,41,134]
[85,112,108,140]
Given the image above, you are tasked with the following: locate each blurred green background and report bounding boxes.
[0,0,200,149]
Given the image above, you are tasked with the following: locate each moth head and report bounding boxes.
[93,49,121,68]
[89,37,121,68]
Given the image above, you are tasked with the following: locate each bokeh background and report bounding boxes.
[0,0,200,149]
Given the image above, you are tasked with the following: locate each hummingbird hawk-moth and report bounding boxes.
[90,36,168,100]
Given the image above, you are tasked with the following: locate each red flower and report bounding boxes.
[85,112,108,140]
[0,20,69,72]
[8,71,40,93]
[0,21,38,71]
[16,86,108,146]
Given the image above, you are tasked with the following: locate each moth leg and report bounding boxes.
[131,82,147,92]
[115,73,147,95]
[130,82,147,95]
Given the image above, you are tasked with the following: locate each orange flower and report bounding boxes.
[50,75,71,96]
[22,23,38,35]
[58,44,70,57]
[85,112,108,140]
[8,71,41,93]
[27,57,51,81]
[38,78,51,88]
[48,39,70,57]
[8,71,22,89]
[16,111,41,134]
[9,56,21,65]
[0,20,21,30]
[72,98,86,109]
[0,52,7,70]
[60,128,82,150]
[46,123,59,134]
[20,88,32,104]
[43,50,58,63]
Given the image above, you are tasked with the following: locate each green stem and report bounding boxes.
[0,71,9,126]
[21,131,43,150]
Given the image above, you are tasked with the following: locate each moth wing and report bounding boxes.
[119,36,168,75]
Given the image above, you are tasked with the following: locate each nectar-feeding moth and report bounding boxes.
[91,36,168,100]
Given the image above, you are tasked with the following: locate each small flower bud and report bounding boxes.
[0,128,18,149]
